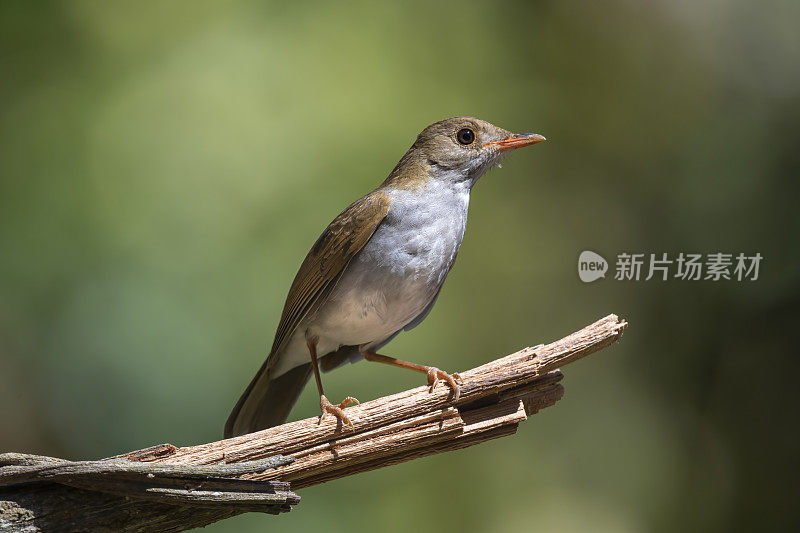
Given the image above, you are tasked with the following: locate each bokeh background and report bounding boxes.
[2,1,799,531]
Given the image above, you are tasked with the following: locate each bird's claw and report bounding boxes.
[426,367,462,402]
[318,394,357,429]
[338,396,360,408]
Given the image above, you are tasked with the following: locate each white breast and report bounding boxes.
[308,179,470,354]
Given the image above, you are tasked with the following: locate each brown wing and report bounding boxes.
[267,190,391,360]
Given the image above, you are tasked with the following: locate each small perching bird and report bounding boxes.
[224,117,545,438]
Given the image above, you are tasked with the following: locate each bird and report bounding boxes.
[224,117,545,438]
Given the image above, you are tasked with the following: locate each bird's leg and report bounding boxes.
[360,350,463,402]
[307,340,359,428]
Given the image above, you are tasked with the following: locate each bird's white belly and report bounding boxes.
[315,254,436,346]
[313,183,468,347]
[270,182,470,377]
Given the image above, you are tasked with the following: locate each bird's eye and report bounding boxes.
[456,128,475,145]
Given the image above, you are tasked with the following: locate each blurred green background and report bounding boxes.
[1,0,799,531]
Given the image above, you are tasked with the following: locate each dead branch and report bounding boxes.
[0,314,627,532]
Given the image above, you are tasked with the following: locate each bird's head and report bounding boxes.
[384,117,545,190]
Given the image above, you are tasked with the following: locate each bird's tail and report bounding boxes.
[224,361,312,438]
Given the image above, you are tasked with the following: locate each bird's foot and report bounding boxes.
[318,394,359,429]
[425,367,463,402]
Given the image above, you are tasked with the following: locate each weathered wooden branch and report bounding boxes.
[1,314,627,532]
[0,454,297,511]
[0,454,298,533]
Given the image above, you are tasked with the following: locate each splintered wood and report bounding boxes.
[1,315,626,532]
[125,314,627,489]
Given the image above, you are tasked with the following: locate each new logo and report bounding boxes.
[578,251,608,283]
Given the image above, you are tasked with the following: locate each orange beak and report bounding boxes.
[483,133,546,151]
